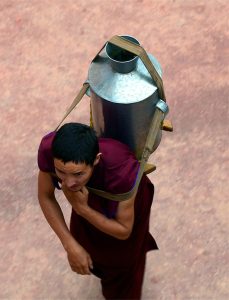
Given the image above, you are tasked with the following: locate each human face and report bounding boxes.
[54,159,94,192]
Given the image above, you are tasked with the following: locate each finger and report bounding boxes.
[68,260,90,275]
[83,265,91,275]
[82,186,88,195]
[75,190,83,197]
[87,255,93,269]
[79,260,91,275]
[67,257,79,271]
[74,265,89,275]
[69,264,87,275]
[69,263,79,273]
[78,186,87,194]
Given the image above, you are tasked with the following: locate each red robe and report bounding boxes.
[38,132,158,299]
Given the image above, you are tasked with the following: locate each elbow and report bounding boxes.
[118,234,130,240]
[116,228,132,240]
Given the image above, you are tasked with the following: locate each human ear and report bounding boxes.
[93,153,102,166]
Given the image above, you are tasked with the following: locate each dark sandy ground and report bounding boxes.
[0,1,228,299]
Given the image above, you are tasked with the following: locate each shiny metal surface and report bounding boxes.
[88,41,163,159]
[105,35,140,74]
[156,99,169,115]
[90,89,159,159]
[88,49,162,104]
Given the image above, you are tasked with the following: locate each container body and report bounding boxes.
[88,36,163,160]
[90,90,162,159]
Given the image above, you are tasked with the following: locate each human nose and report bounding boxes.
[63,176,77,188]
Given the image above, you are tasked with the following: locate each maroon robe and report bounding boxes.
[38,132,158,299]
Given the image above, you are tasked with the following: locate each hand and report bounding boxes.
[62,185,89,215]
[66,238,93,275]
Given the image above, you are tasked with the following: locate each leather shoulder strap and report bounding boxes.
[55,82,89,131]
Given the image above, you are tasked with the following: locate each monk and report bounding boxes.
[37,122,158,299]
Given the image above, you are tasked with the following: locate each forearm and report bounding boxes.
[79,206,131,240]
[38,195,78,250]
[62,184,135,240]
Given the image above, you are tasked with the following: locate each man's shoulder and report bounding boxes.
[97,138,139,194]
[98,138,136,160]
[98,137,130,147]
[37,131,56,172]
[38,132,56,151]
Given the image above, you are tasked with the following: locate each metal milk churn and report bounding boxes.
[87,35,164,160]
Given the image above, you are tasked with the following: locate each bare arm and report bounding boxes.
[38,171,73,248]
[62,185,136,240]
[38,171,93,274]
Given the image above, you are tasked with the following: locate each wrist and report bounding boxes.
[79,204,91,218]
[61,234,78,252]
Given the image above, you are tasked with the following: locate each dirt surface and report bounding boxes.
[0,1,228,299]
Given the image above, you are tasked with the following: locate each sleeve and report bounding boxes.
[101,139,140,194]
[37,132,56,173]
